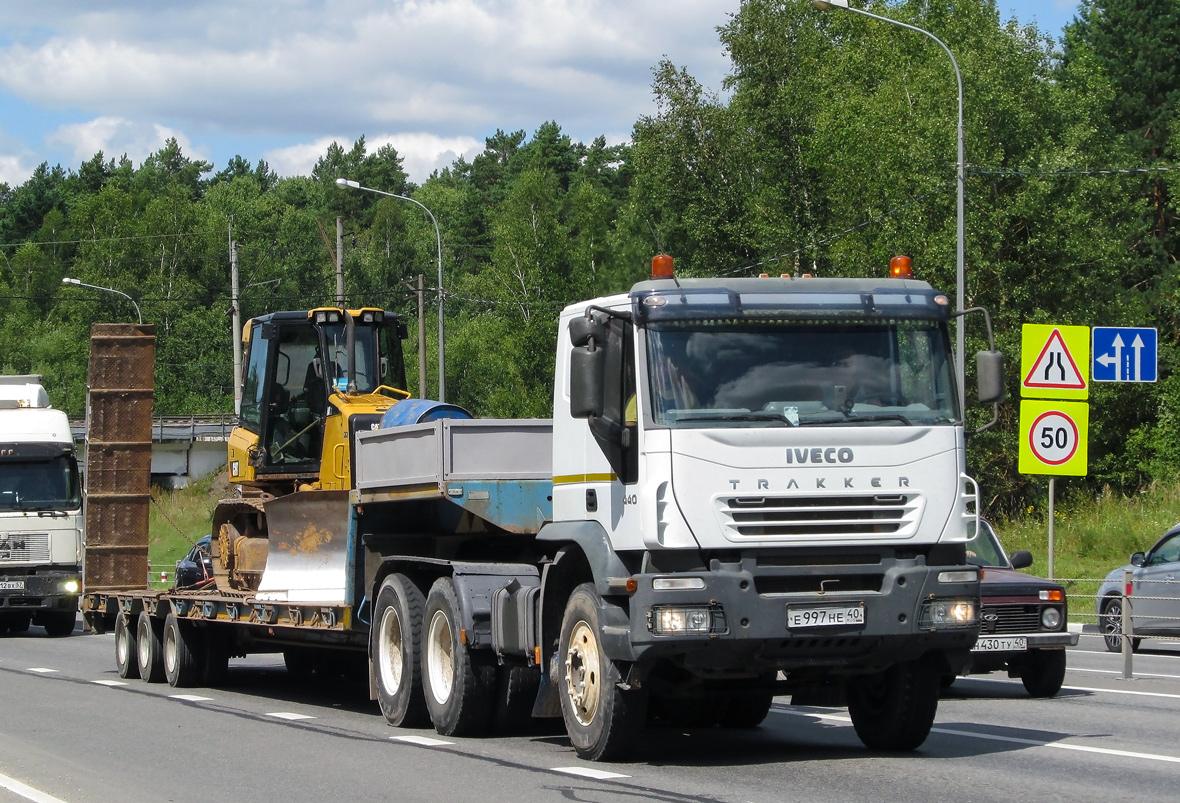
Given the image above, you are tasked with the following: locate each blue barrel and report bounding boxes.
[381,399,472,428]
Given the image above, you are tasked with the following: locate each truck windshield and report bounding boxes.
[0,457,81,511]
[645,319,957,428]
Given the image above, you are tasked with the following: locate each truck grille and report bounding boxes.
[980,604,1041,635]
[0,533,50,563]
[719,494,921,539]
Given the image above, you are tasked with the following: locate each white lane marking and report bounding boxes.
[962,675,1180,701]
[25,668,57,674]
[0,771,70,803]
[266,712,315,721]
[90,680,128,687]
[551,767,630,780]
[774,708,1180,765]
[1068,666,1180,681]
[391,735,454,747]
[169,694,213,702]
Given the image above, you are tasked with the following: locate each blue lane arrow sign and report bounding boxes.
[1092,327,1157,382]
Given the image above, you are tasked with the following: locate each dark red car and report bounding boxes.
[948,519,1077,697]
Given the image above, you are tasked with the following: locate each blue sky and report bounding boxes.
[0,2,1080,187]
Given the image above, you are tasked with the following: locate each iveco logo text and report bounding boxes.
[787,447,854,464]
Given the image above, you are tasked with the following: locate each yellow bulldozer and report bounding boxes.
[212,307,411,597]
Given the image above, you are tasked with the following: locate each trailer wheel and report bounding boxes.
[163,613,203,688]
[202,630,230,687]
[422,577,495,736]
[373,573,430,727]
[115,613,140,680]
[1020,649,1066,698]
[558,583,647,761]
[847,656,939,751]
[136,612,166,683]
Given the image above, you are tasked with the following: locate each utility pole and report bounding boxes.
[418,275,427,398]
[336,217,345,307]
[230,229,242,416]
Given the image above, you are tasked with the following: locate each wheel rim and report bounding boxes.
[164,626,178,675]
[1104,601,1124,645]
[564,620,601,727]
[426,610,454,705]
[137,622,151,668]
[116,619,130,665]
[378,606,404,694]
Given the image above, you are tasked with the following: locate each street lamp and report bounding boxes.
[811,0,966,404]
[61,277,143,325]
[335,177,446,402]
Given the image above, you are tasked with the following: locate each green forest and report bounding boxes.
[0,0,1176,516]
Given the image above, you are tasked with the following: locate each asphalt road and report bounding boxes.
[2,620,1178,803]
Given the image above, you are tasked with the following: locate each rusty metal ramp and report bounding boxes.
[255,489,351,604]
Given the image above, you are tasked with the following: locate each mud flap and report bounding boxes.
[256,490,352,603]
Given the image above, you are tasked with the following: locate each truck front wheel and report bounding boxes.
[136,612,165,683]
[41,611,76,637]
[115,613,140,679]
[558,583,647,761]
[163,613,203,688]
[847,656,939,751]
[1020,649,1067,698]
[373,573,430,727]
[422,577,495,736]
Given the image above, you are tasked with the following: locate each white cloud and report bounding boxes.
[45,116,206,166]
[264,132,484,184]
[0,152,36,187]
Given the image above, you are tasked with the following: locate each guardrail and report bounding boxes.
[1061,574,1180,679]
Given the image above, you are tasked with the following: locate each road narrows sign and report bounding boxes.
[1021,326,1088,396]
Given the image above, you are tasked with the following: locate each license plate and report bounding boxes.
[0,579,25,591]
[787,604,865,629]
[973,636,1027,652]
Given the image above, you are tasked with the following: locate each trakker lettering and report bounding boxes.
[728,477,910,490]
[786,447,854,464]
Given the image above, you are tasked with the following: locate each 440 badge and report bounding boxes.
[1018,399,1089,477]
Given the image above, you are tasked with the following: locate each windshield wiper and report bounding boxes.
[842,413,913,426]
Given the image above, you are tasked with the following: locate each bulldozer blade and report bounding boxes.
[256,489,352,604]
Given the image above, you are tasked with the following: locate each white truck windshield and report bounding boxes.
[646,320,957,428]
[0,457,82,511]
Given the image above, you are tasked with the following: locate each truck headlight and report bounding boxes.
[647,605,727,636]
[61,579,80,594]
[1041,607,1062,629]
[919,598,977,629]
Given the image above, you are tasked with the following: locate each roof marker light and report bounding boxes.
[890,255,913,279]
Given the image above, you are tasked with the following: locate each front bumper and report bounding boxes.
[0,570,82,612]
[600,556,980,675]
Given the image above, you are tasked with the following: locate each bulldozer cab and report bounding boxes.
[238,308,407,477]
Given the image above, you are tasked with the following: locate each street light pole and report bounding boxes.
[335,177,446,402]
[61,277,143,325]
[811,0,966,405]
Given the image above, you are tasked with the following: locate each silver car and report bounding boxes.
[1096,522,1180,652]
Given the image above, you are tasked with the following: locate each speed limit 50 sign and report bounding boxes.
[1018,399,1090,476]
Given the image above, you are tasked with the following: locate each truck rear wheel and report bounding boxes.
[847,656,939,751]
[1020,649,1066,698]
[41,611,76,637]
[115,613,140,679]
[163,613,203,688]
[136,612,166,683]
[422,577,495,736]
[558,583,647,761]
[373,573,429,727]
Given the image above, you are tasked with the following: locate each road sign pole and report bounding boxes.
[1047,478,1055,580]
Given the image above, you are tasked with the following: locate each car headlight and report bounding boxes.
[919,598,977,629]
[1041,607,1062,629]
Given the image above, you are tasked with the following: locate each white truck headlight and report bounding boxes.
[919,598,977,629]
[61,579,80,594]
[647,605,726,636]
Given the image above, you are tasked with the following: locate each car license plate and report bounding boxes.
[973,636,1027,652]
[0,579,25,591]
[787,604,865,629]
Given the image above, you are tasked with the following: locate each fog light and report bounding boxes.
[61,579,80,594]
[920,598,977,629]
[938,570,978,583]
[647,605,726,636]
[1041,607,1062,629]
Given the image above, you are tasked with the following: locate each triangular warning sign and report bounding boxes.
[1023,329,1087,390]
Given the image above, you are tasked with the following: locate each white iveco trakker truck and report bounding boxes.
[88,255,1001,762]
[0,375,83,636]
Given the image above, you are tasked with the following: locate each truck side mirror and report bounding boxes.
[976,350,1005,405]
[570,346,605,418]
